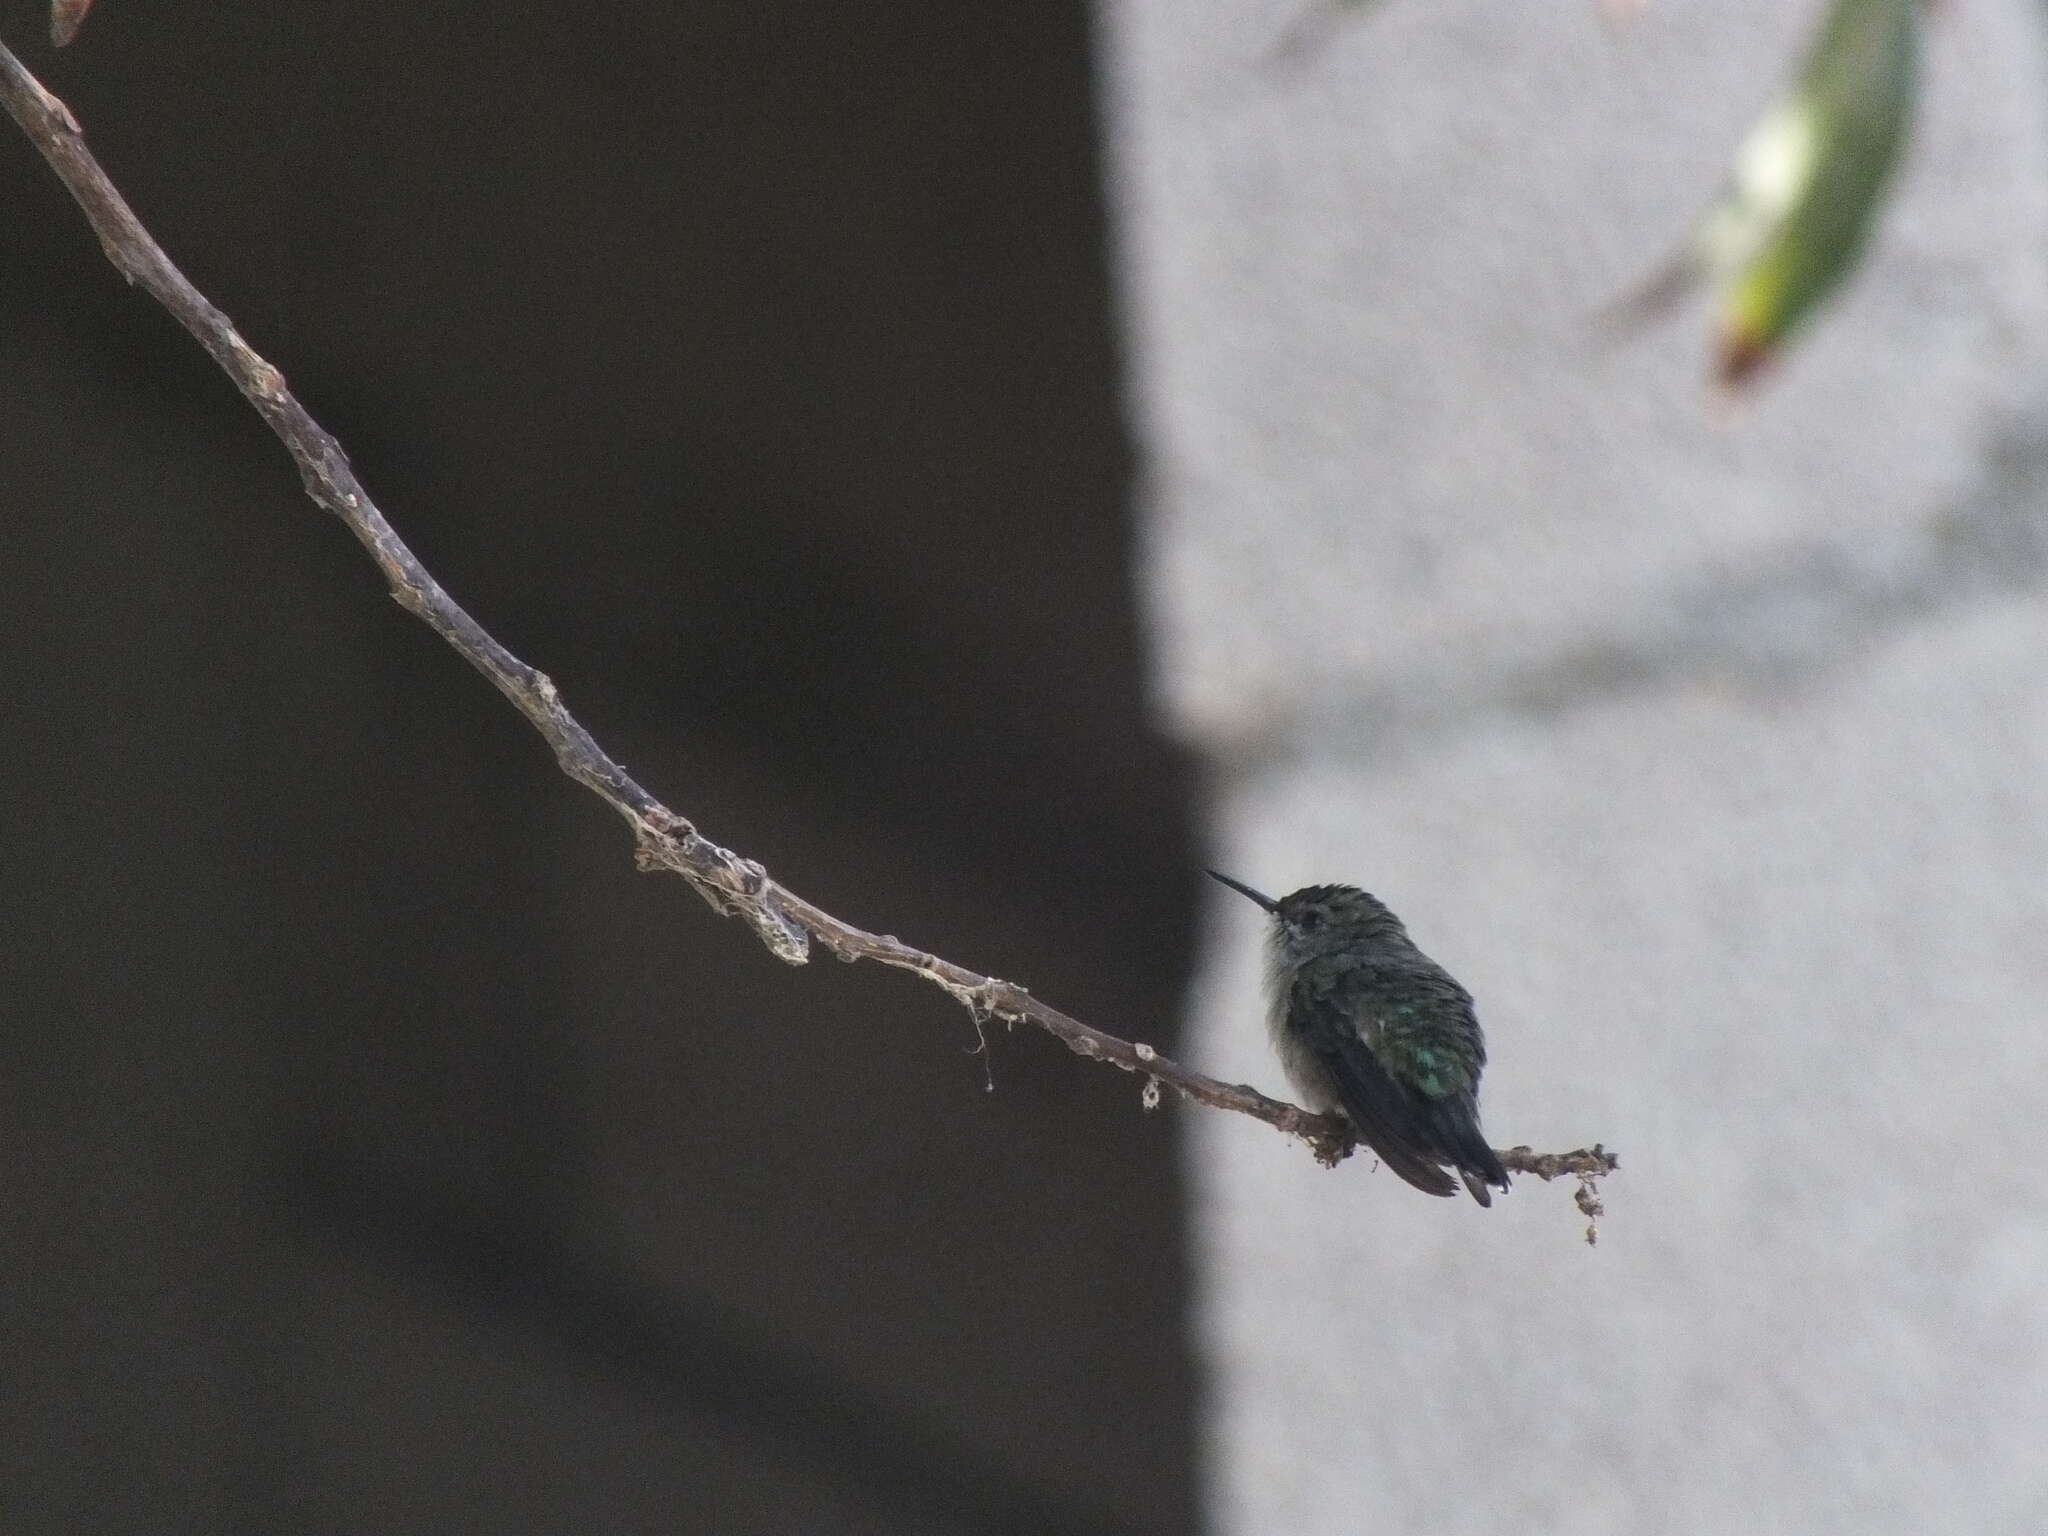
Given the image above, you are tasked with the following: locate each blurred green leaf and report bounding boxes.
[1611,0,1920,390]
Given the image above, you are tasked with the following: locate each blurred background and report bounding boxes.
[6,1,2048,1533]
[0,1,1198,1530]
[1104,2,2048,1533]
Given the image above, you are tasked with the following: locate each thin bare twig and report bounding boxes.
[0,41,1617,1198]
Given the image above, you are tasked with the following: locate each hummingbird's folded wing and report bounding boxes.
[1315,1043,1459,1199]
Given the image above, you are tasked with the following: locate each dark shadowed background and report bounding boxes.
[0,3,1200,1530]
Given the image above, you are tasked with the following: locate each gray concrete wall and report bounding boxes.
[1097,2,2048,1530]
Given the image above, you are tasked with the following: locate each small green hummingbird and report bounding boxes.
[1209,871,1510,1205]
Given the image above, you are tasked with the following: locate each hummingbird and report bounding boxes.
[1209,871,1510,1205]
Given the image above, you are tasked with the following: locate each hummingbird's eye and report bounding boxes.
[1295,908,1323,933]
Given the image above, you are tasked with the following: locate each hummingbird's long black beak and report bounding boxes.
[1206,869,1278,912]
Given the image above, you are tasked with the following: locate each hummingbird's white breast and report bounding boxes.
[1263,949,1342,1115]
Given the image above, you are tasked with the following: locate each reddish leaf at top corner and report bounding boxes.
[52,0,97,48]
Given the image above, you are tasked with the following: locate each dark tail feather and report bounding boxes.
[1356,1124,1460,1199]
[1430,1098,1510,1207]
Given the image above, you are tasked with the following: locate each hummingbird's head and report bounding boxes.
[1207,871,1405,964]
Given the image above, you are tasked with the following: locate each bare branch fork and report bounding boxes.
[0,40,1615,1209]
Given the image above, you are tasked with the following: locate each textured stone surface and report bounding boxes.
[1099,1,2048,1530]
